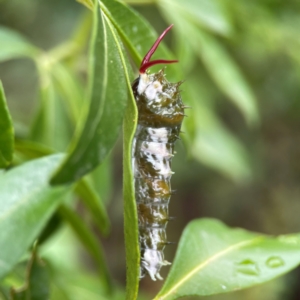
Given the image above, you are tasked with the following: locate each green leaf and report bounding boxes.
[159,0,232,36]
[75,178,110,235]
[51,1,132,185]
[58,205,113,294]
[0,154,70,280]
[0,81,14,168]
[156,218,300,299]
[11,246,50,300]
[0,26,39,62]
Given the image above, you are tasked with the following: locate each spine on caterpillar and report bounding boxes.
[131,25,185,281]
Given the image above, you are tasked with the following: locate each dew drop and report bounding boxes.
[236,259,260,276]
[266,256,284,268]
[221,284,227,290]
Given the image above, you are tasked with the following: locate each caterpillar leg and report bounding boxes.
[160,260,171,266]
[155,273,164,281]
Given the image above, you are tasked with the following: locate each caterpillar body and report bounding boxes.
[131,25,185,281]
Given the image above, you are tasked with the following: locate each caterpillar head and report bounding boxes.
[132,25,184,128]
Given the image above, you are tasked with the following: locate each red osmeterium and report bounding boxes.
[139,24,178,74]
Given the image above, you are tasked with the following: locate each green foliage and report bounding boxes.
[1,0,300,299]
[0,155,70,280]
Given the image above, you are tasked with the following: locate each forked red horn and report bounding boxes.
[139,24,178,74]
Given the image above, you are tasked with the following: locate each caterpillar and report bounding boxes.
[131,25,186,281]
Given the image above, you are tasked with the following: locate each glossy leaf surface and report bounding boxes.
[157,218,300,299]
[0,154,70,280]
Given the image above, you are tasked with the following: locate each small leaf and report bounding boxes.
[51,1,133,185]
[159,0,232,36]
[0,81,14,168]
[0,26,39,62]
[156,218,300,299]
[11,246,50,300]
[0,154,70,280]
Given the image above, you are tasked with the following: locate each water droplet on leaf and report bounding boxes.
[266,256,284,268]
[236,259,260,276]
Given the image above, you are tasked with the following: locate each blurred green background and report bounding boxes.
[1,0,300,299]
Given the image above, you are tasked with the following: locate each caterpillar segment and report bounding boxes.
[131,25,185,281]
